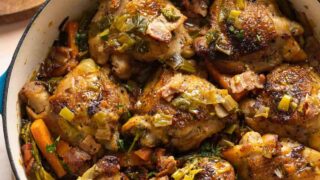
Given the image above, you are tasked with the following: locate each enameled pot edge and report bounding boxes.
[2,1,51,179]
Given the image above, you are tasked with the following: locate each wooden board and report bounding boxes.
[0,0,45,24]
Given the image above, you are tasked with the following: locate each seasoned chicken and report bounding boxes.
[173,156,235,180]
[78,156,126,180]
[89,0,192,66]
[20,81,51,120]
[49,59,130,152]
[195,0,306,74]
[122,69,238,151]
[39,46,78,78]
[20,59,130,153]
[223,131,320,180]
[241,65,320,151]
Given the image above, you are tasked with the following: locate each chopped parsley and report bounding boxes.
[199,141,222,157]
[118,139,125,151]
[228,25,244,40]
[46,136,60,153]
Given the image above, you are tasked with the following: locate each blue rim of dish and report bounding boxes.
[2,0,51,179]
[0,72,7,113]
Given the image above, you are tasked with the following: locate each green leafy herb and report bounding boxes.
[127,111,132,119]
[147,171,157,178]
[118,139,125,151]
[161,7,181,22]
[77,10,96,52]
[128,132,140,152]
[199,142,222,157]
[46,136,61,153]
[47,77,63,94]
[76,32,89,52]
[89,15,113,36]
[228,25,244,40]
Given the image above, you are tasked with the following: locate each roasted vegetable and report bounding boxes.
[31,119,67,178]
[20,122,55,180]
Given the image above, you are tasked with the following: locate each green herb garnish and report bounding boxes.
[229,25,244,40]
[199,142,222,157]
[118,139,125,151]
[128,132,140,152]
[46,136,61,153]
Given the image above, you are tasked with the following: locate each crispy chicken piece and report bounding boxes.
[48,59,130,152]
[194,0,306,74]
[39,46,78,78]
[223,131,320,180]
[20,81,51,120]
[20,59,130,153]
[173,156,235,180]
[122,69,238,151]
[241,65,320,151]
[89,0,192,65]
[78,156,126,180]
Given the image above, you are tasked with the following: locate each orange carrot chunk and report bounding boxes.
[134,148,152,161]
[31,119,67,178]
[56,140,71,158]
[66,21,79,58]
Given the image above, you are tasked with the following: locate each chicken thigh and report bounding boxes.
[173,155,235,180]
[89,0,192,65]
[20,59,130,153]
[223,131,320,180]
[241,64,320,151]
[122,69,238,151]
[194,0,306,74]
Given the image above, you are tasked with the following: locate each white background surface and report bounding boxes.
[0,19,30,179]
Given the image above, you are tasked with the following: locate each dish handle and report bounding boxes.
[0,72,7,114]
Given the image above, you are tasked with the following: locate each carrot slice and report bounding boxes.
[134,148,152,161]
[56,140,71,158]
[31,119,66,178]
[66,21,79,58]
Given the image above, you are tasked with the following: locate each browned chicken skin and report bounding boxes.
[122,69,238,151]
[223,131,320,180]
[18,0,320,179]
[194,0,306,74]
[89,0,192,66]
[241,65,320,151]
[21,59,130,154]
[173,156,235,180]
